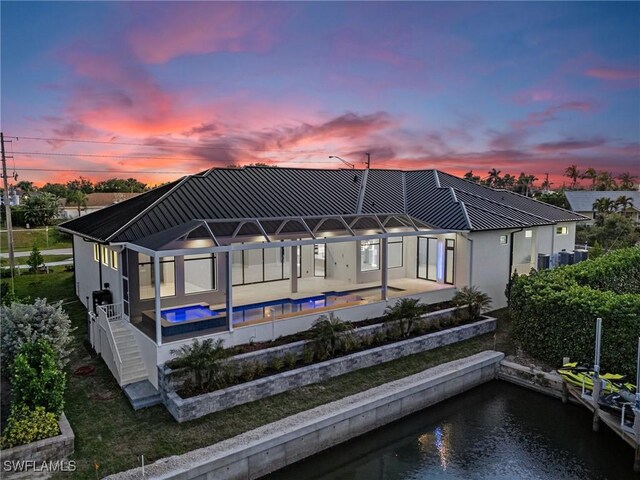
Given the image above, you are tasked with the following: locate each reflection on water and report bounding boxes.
[267,381,637,480]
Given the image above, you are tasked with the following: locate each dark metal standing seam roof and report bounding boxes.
[59,166,588,243]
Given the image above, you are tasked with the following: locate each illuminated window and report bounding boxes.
[139,254,175,299]
[110,250,118,270]
[102,246,109,266]
[500,235,509,245]
[445,239,455,285]
[524,230,532,238]
[388,238,403,268]
[93,244,99,262]
[184,254,216,294]
[556,226,568,235]
[360,240,380,271]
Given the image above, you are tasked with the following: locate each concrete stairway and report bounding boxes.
[109,320,148,386]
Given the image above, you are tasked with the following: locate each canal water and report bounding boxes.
[268,381,637,480]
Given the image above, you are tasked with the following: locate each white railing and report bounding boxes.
[96,303,124,384]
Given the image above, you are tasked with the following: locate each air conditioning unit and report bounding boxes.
[573,249,589,263]
[537,253,550,270]
[558,250,574,266]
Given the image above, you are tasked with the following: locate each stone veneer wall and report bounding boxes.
[0,414,74,479]
[160,317,496,422]
[160,305,468,392]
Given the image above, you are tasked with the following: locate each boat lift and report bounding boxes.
[561,318,640,472]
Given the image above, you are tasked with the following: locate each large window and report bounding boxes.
[388,238,403,268]
[417,237,437,281]
[232,243,301,285]
[110,250,119,270]
[184,254,216,294]
[445,239,455,285]
[139,254,175,299]
[314,244,326,277]
[361,240,380,271]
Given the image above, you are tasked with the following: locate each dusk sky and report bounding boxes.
[1,1,639,187]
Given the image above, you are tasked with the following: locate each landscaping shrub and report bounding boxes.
[310,313,353,358]
[283,352,297,369]
[0,405,60,448]
[168,338,230,392]
[452,286,492,321]
[384,298,428,338]
[271,355,284,371]
[0,298,74,368]
[28,245,44,273]
[302,345,315,364]
[509,247,640,377]
[11,341,66,416]
[240,361,258,382]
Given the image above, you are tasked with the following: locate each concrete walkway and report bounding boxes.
[0,248,72,258]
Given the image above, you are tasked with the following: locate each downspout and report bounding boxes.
[509,228,524,277]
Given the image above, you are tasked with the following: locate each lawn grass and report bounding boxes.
[0,228,72,253]
[10,271,515,479]
[0,254,72,267]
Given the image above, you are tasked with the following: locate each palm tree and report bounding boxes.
[168,338,229,391]
[486,169,502,188]
[582,168,597,190]
[310,313,352,358]
[616,195,634,212]
[618,172,637,190]
[564,165,580,190]
[501,173,516,190]
[384,298,428,338]
[66,190,88,216]
[452,286,492,321]
[463,171,481,183]
[592,197,617,215]
[595,171,616,191]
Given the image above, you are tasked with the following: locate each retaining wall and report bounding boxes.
[108,351,504,480]
[160,317,496,422]
[0,414,75,479]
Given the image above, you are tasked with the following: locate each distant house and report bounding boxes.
[61,192,142,219]
[565,191,640,225]
[60,167,587,388]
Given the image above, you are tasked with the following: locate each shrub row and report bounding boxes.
[509,247,640,377]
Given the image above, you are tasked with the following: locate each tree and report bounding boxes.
[16,181,35,194]
[66,189,88,216]
[564,165,581,190]
[40,183,68,198]
[582,168,597,190]
[592,197,617,221]
[309,313,352,358]
[618,172,637,190]
[452,286,492,321]
[501,173,516,190]
[595,171,616,191]
[486,169,501,188]
[384,298,428,338]
[579,214,639,250]
[515,173,537,197]
[616,195,634,212]
[537,192,569,209]
[463,171,481,183]
[66,177,94,194]
[94,177,146,193]
[22,192,60,226]
[28,245,44,273]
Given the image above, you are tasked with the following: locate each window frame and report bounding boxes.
[417,236,438,282]
[184,253,217,295]
[138,254,176,300]
[360,239,381,272]
[388,237,403,269]
[444,239,455,285]
[556,226,568,236]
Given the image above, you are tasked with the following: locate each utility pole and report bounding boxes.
[1,132,16,292]
[365,152,371,169]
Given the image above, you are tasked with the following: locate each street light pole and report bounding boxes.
[1,132,16,292]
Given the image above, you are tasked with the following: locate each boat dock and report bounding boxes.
[563,381,640,471]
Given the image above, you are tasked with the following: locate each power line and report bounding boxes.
[5,135,334,155]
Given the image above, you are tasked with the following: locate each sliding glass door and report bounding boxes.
[417,237,437,281]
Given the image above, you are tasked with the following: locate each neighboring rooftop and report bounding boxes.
[60,167,587,243]
[62,192,143,209]
[565,190,640,212]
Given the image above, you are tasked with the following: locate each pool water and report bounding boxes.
[161,291,359,327]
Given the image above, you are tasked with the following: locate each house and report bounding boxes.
[61,192,142,219]
[59,167,586,387]
[565,191,640,225]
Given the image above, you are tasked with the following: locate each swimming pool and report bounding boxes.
[160,291,360,336]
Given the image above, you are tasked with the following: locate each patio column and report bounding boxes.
[381,237,388,301]
[226,251,234,332]
[290,245,298,293]
[154,254,162,346]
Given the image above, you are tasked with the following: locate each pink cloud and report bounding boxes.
[510,101,594,129]
[585,68,640,81]
[126,3,286,64]
[535,137,606,152]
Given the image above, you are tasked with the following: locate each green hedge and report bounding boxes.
[509,247,640,376]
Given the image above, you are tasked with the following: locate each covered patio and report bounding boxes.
[119,214,462,346]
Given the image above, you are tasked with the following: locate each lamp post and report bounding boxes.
[328,156,355,169]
